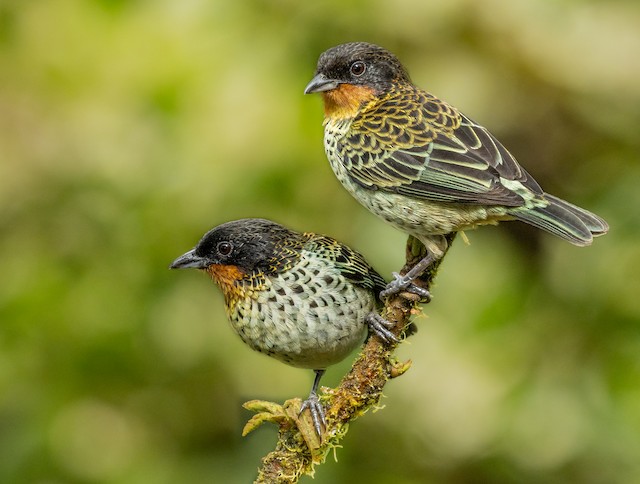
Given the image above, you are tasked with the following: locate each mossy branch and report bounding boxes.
[244,234,456,483]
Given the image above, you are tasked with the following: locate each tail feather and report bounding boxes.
[512,193,609,247]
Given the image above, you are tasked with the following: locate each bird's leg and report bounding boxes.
[380,252,436,300]
[365,312,398,343]
[299,369,326,436]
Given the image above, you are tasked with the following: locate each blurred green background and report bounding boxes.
[1,0,639,482]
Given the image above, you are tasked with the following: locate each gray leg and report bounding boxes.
[299,369,326,436]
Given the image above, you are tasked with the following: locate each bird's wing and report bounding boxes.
[338,87,543,206]
[305,235,386,299]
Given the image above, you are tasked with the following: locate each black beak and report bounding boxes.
[304,73,341,94]
[170,249,209,270]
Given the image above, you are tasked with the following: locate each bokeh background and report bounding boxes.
[1,0,639,482]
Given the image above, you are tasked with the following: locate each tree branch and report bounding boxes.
[244,234,456,483]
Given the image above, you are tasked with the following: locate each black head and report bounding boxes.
[170,218,296,274]
[304,42,410,95]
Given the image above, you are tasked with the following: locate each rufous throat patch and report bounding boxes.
[322,84,376,120]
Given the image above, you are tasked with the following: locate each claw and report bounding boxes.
[365,312,398,343]
[379,272,404,299]
[299,369,326,436]
[380,272,431,301]
[380,252,437,301]
[299,392,326,436]
[405,283,431,303]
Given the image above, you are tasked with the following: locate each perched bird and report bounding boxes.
[170,218,395,435]
[305,42,608,298]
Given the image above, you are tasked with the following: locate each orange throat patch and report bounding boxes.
[322,84,376,120]
[205,264,245,302]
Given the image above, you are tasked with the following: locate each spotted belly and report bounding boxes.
[226,252,374,369]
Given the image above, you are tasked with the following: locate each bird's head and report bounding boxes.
[304,42,410,119]
[170,218,297,289]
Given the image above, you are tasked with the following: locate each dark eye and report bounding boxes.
[350,61,366,77]
[217,241,233,256]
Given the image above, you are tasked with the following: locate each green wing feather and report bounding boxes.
[304,235,386,299]
[338,85,543,206]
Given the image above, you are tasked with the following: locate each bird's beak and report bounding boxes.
[170,249,209,270]
[304,73,341,94]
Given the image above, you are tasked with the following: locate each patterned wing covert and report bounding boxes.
[304,235,386,300]
[338,84,544,206]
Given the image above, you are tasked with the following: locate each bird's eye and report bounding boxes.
[217,241,233,256]
[350,61,366,77]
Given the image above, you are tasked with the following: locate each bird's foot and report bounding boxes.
[366,312,398,343]
[406,282,431,303]
[299,392,325,437]
[380,272,431,302]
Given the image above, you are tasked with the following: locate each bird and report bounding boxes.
[170,218,396,435]
[304,42,608,298]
